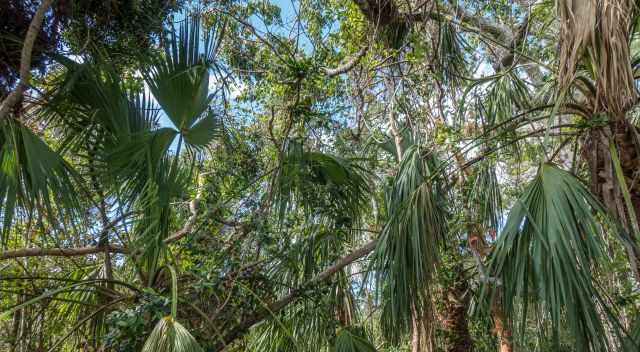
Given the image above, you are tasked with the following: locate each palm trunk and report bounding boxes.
[411,302,435,352]
[582,119,640,282]
[441,265,473,352]
[491,290,513,352]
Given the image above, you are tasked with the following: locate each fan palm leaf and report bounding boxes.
[335,327,377,352]
[143,15,223,150]
[142,316,203,352]
[487,163,624,351]
[272,141,370,227]
[0,118,79,245]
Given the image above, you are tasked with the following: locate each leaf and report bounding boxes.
[373,145,447,343]
[272,141,370,226]
[182,110,222,149]
[335,327,377,352]
[487,163,623,351]
[0,119,78,245]
[143,15,218,131]
[142,317,203,352]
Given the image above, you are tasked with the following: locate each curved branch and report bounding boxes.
[322,46,368,77]
[0,0,54,119]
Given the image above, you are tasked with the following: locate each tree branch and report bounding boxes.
[0,179,205,261]
[322,46,368,77]
[0,245,126,260]
[213,239,378,349]
[163,173,208,243]
[0,0,54,119]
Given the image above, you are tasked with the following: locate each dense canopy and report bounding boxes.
[2,1,640,351]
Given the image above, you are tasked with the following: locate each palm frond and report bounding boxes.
[436,21,468,87]
[143,15,219,133]
[373,145,447,343]
[183,110,223,150]
[487,163,623,351]
[129,162,189,281]
[467,161,503,231]
[42,59,157,154]
[106,128,179,204]
[0,119,79,246]
[557,0,637,114]
[247,295,333,351]
[272,141,370,227]
[623,316,640,351]
[335,327,377,352]
[142,317,203,352]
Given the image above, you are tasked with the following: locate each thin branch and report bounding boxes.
[0,168,265,261]
[163,173,208,243]
[0,0,54,119]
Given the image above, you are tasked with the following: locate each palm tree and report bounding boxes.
[4,1,640,351]
[1,13,225,350]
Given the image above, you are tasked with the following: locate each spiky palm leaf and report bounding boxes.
[143,15,223,151]
[437,21,468,87]
[0,119,78,245]
[487,163,624,351]
[141,264,204,352]
[623,317,640,351]
[142,317,203,352]
[467,161,503,231]
[38,16,225,283]
[42,58,157,154]
[373,145,448,343]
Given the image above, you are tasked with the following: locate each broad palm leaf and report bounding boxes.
[0,118,78,246]
[487,163,625,351]
[143,15,223,151]
[142,317,204,352]
[335,327,377,352]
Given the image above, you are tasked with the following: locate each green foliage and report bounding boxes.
[374,145,448,344]
[335,327,377,352]
[487,163,625,351]
[5,1,640,352]
[0,118,78,246]
[142,317,204,352]
[104,290,171,351]
[273,140,370,226]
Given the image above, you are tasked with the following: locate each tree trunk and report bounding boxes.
[468,230,513,352]
[491,290,513,352]
[411,302,435,352]
[582,119,640,282]
[441,266,473,352]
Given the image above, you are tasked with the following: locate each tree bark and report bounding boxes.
[441,265,473,352]
[411,302,435,352]
[491,290,513,352]
[582,120,640,282]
